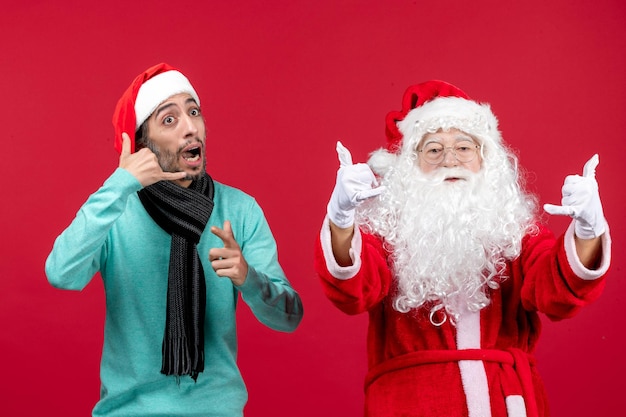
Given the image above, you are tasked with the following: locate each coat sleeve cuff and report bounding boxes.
[564,219,611,280]
[319,215,362,280]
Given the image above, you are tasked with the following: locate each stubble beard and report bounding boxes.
[145,138,206,182]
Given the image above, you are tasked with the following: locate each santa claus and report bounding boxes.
[314,80,611,417]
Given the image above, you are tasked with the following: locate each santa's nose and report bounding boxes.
[441,148,459,166]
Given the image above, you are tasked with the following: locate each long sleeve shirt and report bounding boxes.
[46,168,303,417]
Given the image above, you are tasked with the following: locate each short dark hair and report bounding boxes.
[135,120,149,151]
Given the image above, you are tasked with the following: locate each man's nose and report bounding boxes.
[181,114,198,136]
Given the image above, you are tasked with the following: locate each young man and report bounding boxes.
[314,80,610,417]
[46,63,303,417]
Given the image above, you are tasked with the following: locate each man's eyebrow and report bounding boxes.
[154,102,176,119]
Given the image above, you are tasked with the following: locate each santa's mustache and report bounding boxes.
[419,166,477,185]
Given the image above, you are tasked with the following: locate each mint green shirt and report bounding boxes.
[46,168,303,417]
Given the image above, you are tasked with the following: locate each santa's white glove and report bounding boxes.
[327,141,385,228]
[543,154,606,239]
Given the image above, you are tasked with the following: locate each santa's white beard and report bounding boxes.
[357,161,536,325]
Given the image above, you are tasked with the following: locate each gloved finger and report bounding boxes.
[543,203,575,217]
[355,185,386,202]
[562,174,584,187]
[582,154,599,178]
[561,180,583,196]
[560,195,588,209]
[336,141,354,168]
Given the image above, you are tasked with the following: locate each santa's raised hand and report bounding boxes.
[543,154,607,239]
[327,141,385,228]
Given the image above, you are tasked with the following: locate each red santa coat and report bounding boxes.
[314,218,610,417]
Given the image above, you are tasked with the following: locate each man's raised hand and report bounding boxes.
[118,132,186,187]
[209,220,249,286]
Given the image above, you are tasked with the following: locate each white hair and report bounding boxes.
[359,99,538,326]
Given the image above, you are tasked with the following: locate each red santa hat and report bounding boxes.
[369,80,503,174]
[111,62,200,154]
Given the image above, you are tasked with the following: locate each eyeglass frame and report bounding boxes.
[417,140,481,165]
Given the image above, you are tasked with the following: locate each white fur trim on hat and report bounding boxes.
[369,96,502,174]
[134,70,200,130]
[398,96,501,154]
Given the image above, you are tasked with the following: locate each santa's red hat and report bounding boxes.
[370,80,502,174]
[111,63,200,154]
[384,80,469,152]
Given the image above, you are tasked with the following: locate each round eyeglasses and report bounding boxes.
[418,141,480,165]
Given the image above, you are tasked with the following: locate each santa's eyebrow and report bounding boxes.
[421,135,471,144]
[418,135,477,150]
[421,138,441,146]
[453,134,475,142]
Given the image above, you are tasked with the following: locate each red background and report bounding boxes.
[1,1,624,416]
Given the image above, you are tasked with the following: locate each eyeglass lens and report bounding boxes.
[421,141,478,164]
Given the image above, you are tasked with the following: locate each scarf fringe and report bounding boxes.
[161,335,205,382]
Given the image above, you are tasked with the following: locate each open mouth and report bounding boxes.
[181,144,202,162]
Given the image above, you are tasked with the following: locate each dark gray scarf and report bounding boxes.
[138,174,214,381]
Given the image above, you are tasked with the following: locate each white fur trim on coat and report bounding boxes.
[319,216,362,280]
[564,220,611,280]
